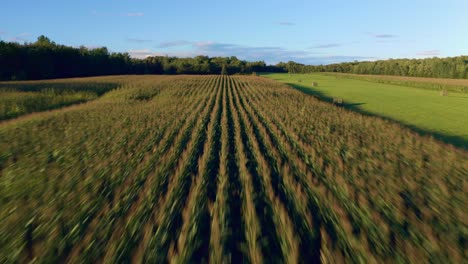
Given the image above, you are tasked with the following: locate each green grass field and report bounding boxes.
[262,73,468,148]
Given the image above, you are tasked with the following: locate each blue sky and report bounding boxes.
[1,0,467,64]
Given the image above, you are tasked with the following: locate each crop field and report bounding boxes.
[0,75,467,263]
[0,78,121,120]
[263,73,468,148]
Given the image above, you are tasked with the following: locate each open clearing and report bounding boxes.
[263,73,468,148]
[0,75,466,263]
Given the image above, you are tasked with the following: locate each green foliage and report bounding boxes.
[0,81,118,120]
[0,90,96,120]
[221,64,228,75]
[0,37,283,81]
[278,56,468,79]
[1,36,467,81]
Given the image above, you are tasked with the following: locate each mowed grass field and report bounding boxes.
[0,75,467,263]
[262,73,468,148]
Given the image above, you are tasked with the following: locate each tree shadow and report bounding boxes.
[346,102,366,107]
[288,82,468,150]
[288,83,363,107]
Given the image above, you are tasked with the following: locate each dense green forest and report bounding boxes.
[281,56,468,79]
[1,36,467,80]
[0,36,282,80]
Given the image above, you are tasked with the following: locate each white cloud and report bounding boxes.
[417,50,440,56]
[8,32,30,42]
[126,38,152,43]
[128,49,159,58]
[374,34,397,38]
[312,43,342,49]
[157,40,191,48]
[133,41,374,64]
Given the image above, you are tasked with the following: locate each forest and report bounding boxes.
[0,36,281,80]
[0,36,467,80]
[281,56,468,79]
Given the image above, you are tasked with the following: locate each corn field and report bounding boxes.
[0,75,466,263]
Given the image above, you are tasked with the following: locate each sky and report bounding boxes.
[1,0,467,65]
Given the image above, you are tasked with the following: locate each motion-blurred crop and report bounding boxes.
[0,75,466,263]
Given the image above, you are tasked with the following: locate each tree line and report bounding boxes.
[0,36,467,80]
[0,36,283,80]
[280,56,468,79]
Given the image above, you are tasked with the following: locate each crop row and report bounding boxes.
[0,75,466,263]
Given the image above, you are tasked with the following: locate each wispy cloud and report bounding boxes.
[124,12,144,17]
[310,55,377,65]
[128,49,159,58]
[8,32,30,42]
[126,38,152,43]
[278,22,295,26]
[129,49,199,59]
[157,40,191,48]
[192,42,311,63]
[373,33,397,38]
[312,43,342,49]
[0,30,6,35]
[417,50,440,56]
[144,40,373,64]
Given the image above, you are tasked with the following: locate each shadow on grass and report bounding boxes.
[346,102,366,107]
[288,82,468,150]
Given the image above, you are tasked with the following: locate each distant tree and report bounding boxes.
[221,64,228,75]
[291,56,468,79]
[34,35,55,46]
[0,36,465,80]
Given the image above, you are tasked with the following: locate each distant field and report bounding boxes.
[263,73,468,148]
[1,75,466,263]
[0,78,121,120]
[325,73,468,89]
